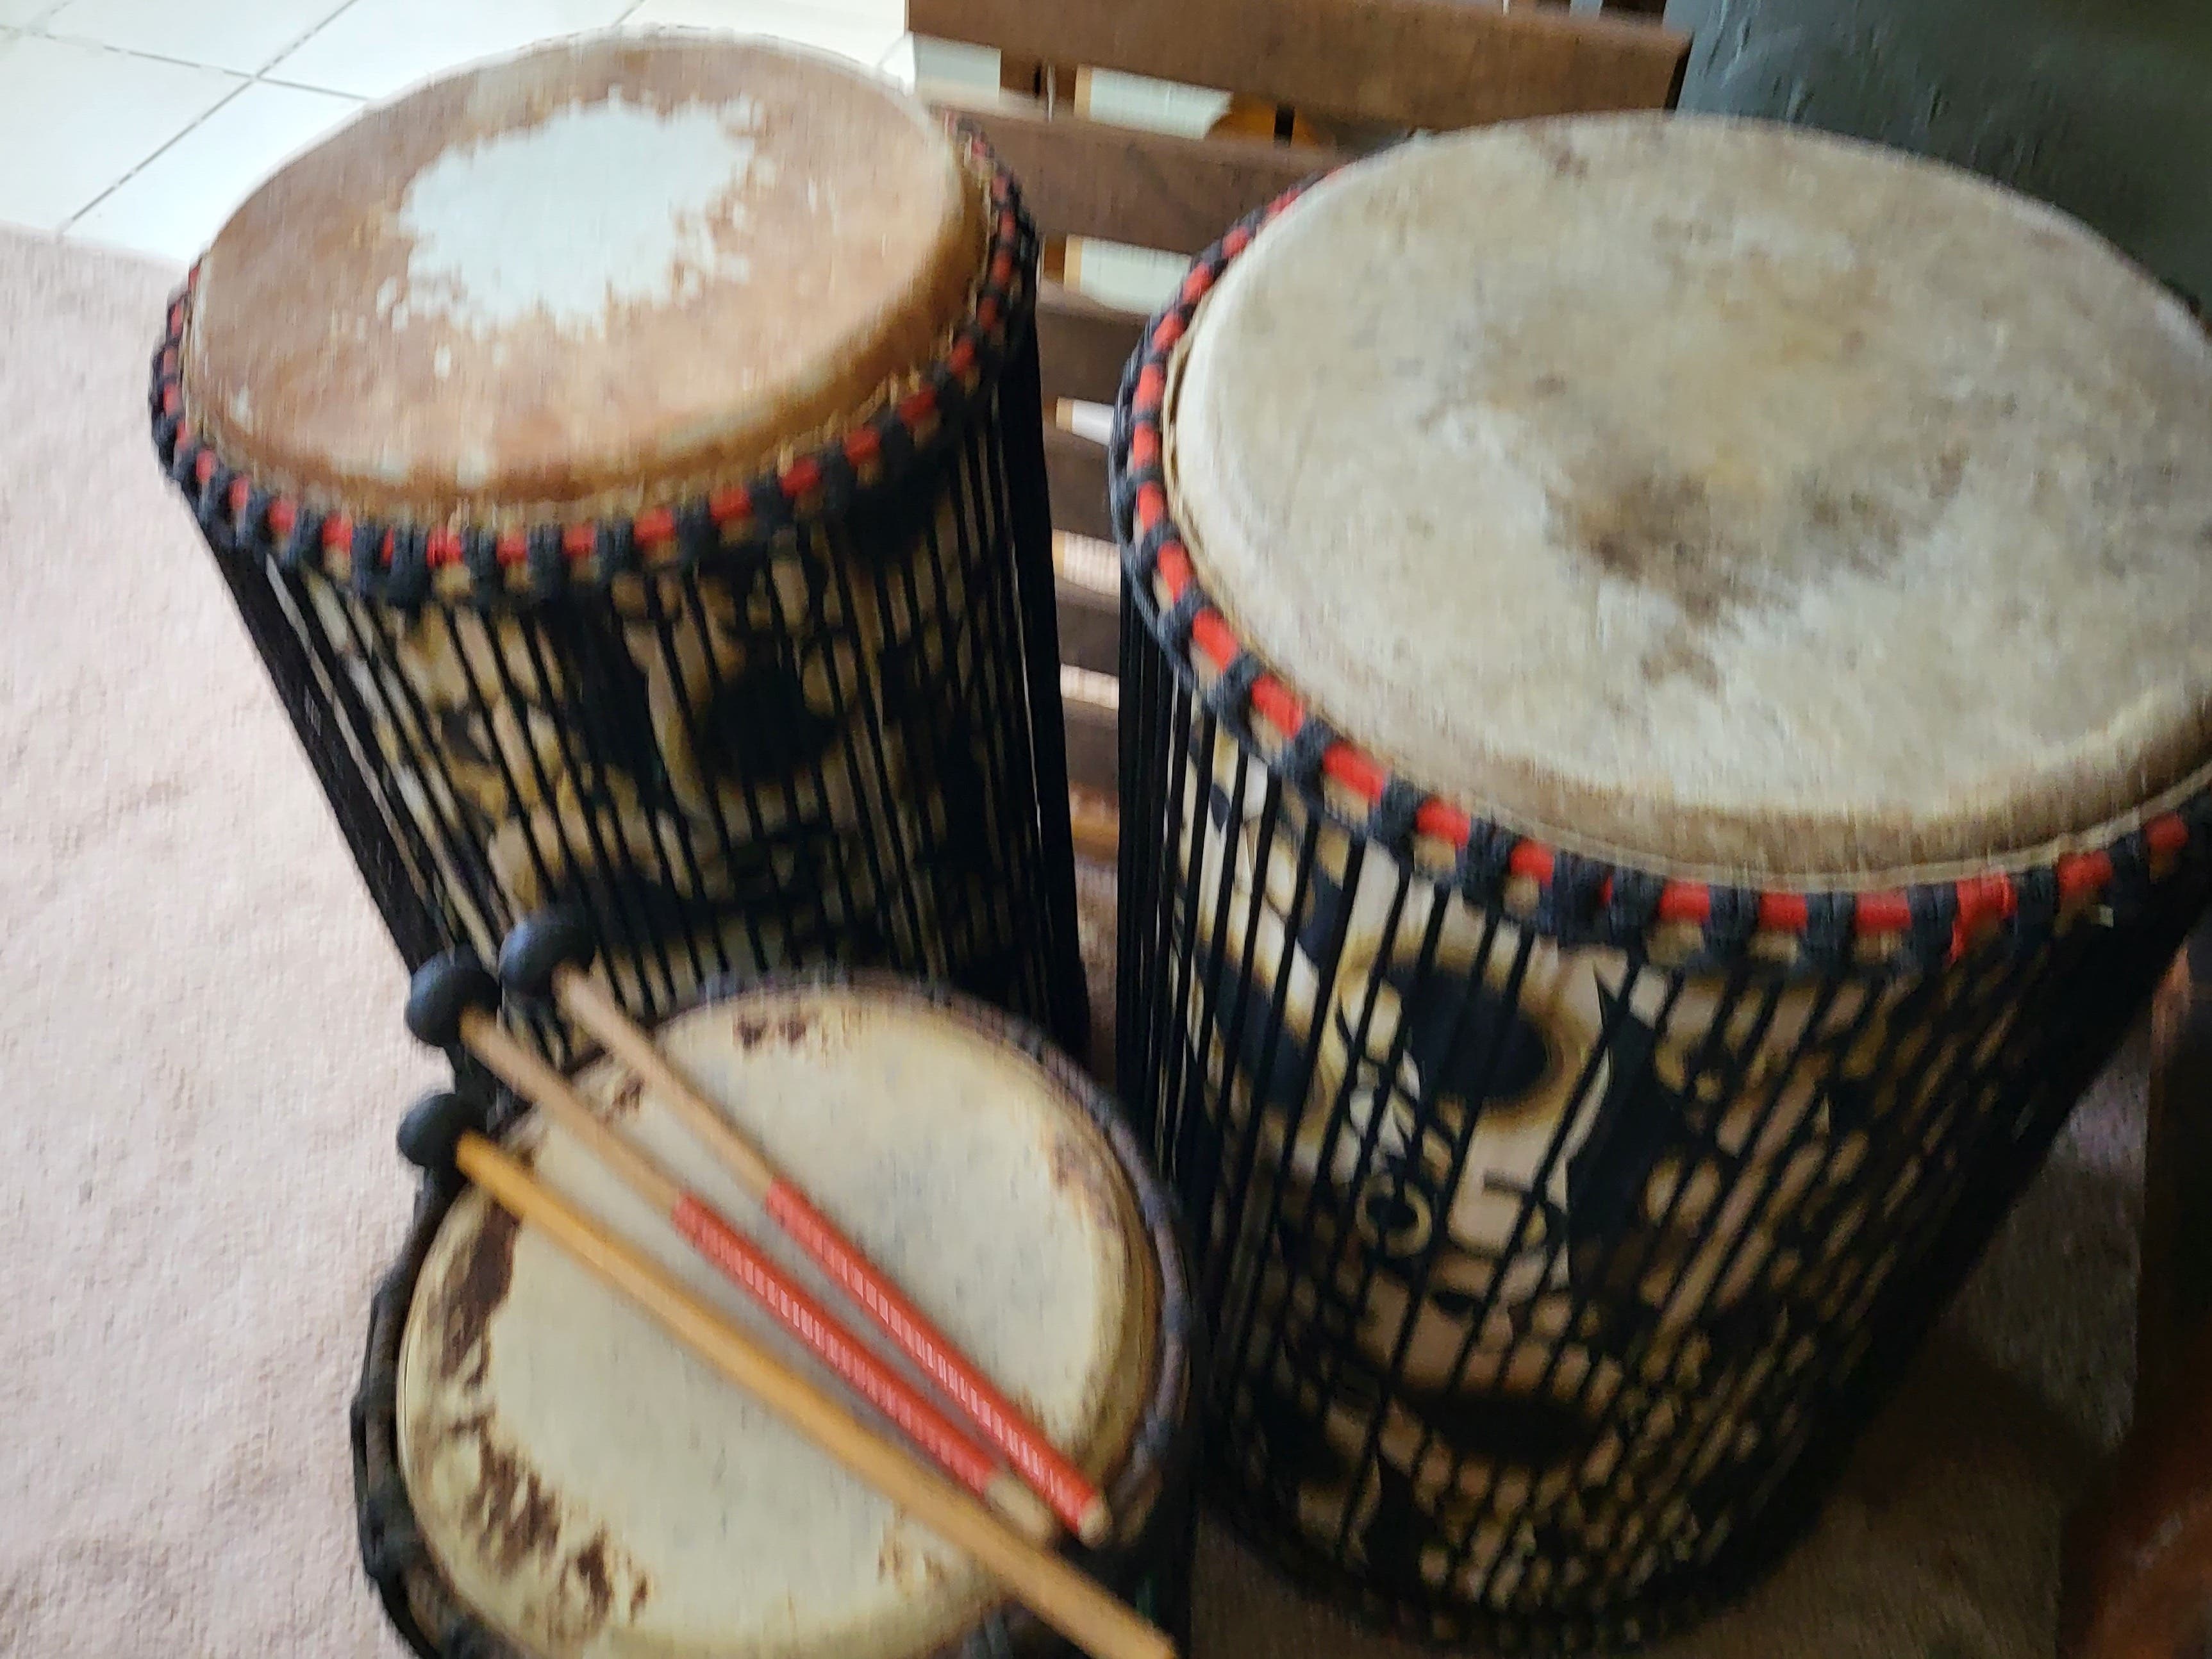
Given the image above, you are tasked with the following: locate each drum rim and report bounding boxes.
[151,130,1035,612]
[353,967,1195,1659]
[1108,177,2212,980]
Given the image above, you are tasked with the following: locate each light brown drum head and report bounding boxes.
[184,34,985,521]
[395,983,1154,1659]
[1164,113,2212,883]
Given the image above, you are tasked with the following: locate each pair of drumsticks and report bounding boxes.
[400,911,1172,1659]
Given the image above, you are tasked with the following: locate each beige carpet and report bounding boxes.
[0,224,2149,1658]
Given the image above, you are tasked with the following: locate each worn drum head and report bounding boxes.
[184,34,986,520]
[1164,113,2212,884]
[394,983,1157,1659]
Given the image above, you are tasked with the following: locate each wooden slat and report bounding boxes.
[1054,530,1120,678]
[1002,57,1079,106]
[2140,924,2212,1408]
[1056,576,1117,675]
[1036,281,1145,409]
[1069,785,1119,863]
[1044,425,1111,544]
[2063,1314,2212,1657]
[910,0,1689,131]
[994,62,1078,282]
[940,101,1344,255]
[1062,671,1118,796]
[1055,532,1120,594]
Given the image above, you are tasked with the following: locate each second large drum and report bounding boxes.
[153,35,1086,1044]
[1113,114,2212,1644]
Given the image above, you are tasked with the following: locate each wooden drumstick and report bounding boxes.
[499,910,1115,1547]
[427,1119,1176,1659]
[404,955,1056,1546]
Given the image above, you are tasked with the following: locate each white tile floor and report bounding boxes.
[0,0,990,261]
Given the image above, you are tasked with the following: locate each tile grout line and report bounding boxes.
[60,77,251,233]
[24,3,912,85]
[797,0,913,29]
[250,0,365,79]
[36,1,916,243]
[43,0,366,240]
[21,0,362,80]
[12,29,244,76]
[254,72,365,95]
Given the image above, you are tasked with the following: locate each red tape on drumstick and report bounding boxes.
[763,1180,1107,1542]
[669,1194,1005,1503]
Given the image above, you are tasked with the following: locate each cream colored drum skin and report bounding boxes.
[1118,113,2212,1638]
[375,980,1184,1659]
[1165,115,2212,887]
[185,38,984,522]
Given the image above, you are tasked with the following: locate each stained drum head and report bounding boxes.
[185,35,986,521]
[1163,113,2212,884]
[392,981,1161,1659]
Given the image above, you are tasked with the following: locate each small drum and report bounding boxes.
[153,36,1087,1047]
[352,974,1195,1658]
[1110,114,2212,1644]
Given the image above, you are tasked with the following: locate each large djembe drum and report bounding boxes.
[151,36,1086,1046]
[1110,113,2212,1645]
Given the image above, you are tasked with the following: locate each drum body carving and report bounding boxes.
[1111,115,2212,1646]
[153,37,1086,1046]
[353,975,1197,1659]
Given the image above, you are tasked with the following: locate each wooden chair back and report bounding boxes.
[909,0,1692,833]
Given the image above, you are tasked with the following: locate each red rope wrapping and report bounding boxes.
[1113,177,2209,971]
[151,126,1029,601]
